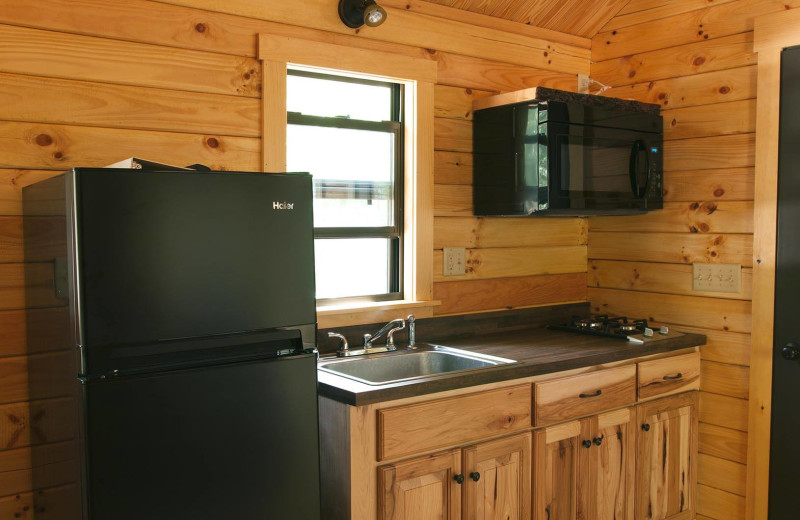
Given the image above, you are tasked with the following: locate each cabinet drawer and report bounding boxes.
[377,384,531,461]
[534,366,636,426]
[638,352,700,400]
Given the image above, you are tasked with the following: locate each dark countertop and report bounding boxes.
[317,327,705,406]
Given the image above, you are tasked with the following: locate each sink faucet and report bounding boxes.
[364,318,405,348]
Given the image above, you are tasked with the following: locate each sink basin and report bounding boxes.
[317,345,516,386]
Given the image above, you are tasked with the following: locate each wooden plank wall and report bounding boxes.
[0,0,590,513]
[588,1,800,519]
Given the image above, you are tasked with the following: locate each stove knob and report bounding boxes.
[644,328,654,338]
[659,326,669,335]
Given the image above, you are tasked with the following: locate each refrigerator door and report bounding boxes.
[82,353,320,520]
[73,169,316,347]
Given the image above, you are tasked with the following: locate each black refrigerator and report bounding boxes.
[23,168,321,520]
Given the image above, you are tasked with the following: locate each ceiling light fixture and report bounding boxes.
[338,0,387,29]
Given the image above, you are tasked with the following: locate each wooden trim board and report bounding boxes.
[746,8,800,520]
[257,32,437,324]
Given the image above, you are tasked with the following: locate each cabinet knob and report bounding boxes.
[642,423,651,432]
[469,472,481,482]
[454,474,464,484]
[582,439,592,448]
[593,435,604,446]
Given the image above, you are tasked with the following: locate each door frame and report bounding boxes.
[748,9,800,520]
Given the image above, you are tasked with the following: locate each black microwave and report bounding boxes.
[473,94,663,216]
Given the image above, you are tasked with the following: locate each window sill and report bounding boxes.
[316,300,440,329]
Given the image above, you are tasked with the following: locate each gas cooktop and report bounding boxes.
[548,315,670,343]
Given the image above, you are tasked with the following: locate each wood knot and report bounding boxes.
[244,72,251,80]
[53,151,63,160]
[689,202,699,210]
[689,226,699,233]
[671,118,677,126]
[693,56,706,66]
[195,22,207,33]
[35,134,52,146]
[719,86,731,94]
[657,93,667,100]
[543,51,548,57]
[206,137,219,148]
[628,70,636,79]
[698,223,710,232]
[713,188,725,197]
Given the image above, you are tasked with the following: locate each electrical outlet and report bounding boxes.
[692,263,741,293]
[443,248,466,276]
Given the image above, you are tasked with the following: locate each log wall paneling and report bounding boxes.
[0,0,592,507]
[588,4,791,519]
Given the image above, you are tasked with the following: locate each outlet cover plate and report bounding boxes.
[443,248,466,276]
[692,263,741,293]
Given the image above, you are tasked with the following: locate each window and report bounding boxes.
[286,69,404,304]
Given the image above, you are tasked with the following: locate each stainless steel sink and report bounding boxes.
[317,345,516,386]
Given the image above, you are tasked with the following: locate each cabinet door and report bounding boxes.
[463,432,532,520]
[635,392,698,520]
[578,408,635,520]
[378,449,462,520]
[533,421,581,520]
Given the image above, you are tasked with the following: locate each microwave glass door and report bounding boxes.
[548,123,659,204]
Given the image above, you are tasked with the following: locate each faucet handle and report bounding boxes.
[386,320,406,347]
[328,332,349,356]
[363,333,373,348]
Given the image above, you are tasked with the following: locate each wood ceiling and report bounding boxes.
[421,0,631,38]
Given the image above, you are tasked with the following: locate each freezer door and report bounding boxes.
[74,169,316,346]
[82,353,320,520]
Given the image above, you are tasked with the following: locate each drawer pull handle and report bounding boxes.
[663,372,683,380]
[642,423,651,432]
[579,389,603,398]
[582,439,592,448]
[469,472,481,482]
[454,474,464,484]
[593,435,604,446]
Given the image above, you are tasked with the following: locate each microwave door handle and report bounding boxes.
[643,143,652,196]
[629,140,645,198]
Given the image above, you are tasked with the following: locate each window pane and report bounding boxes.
[287,73,392,122]
[287,124,395,228]
[315,238,391,299]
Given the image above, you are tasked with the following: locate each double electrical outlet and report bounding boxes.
[443,248,466,276]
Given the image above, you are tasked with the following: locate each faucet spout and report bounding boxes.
[365,318,405,347]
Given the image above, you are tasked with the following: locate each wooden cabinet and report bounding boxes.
[579,408,635,520]
[463,432,531,520]
[379,433,531,520]
[533,420,580,520]
[637,353,700,400]
[379,449,462,520]
[330,349,702,520]
[635,393,698,520]
[533,409,635,520]
[535,365,636,426]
